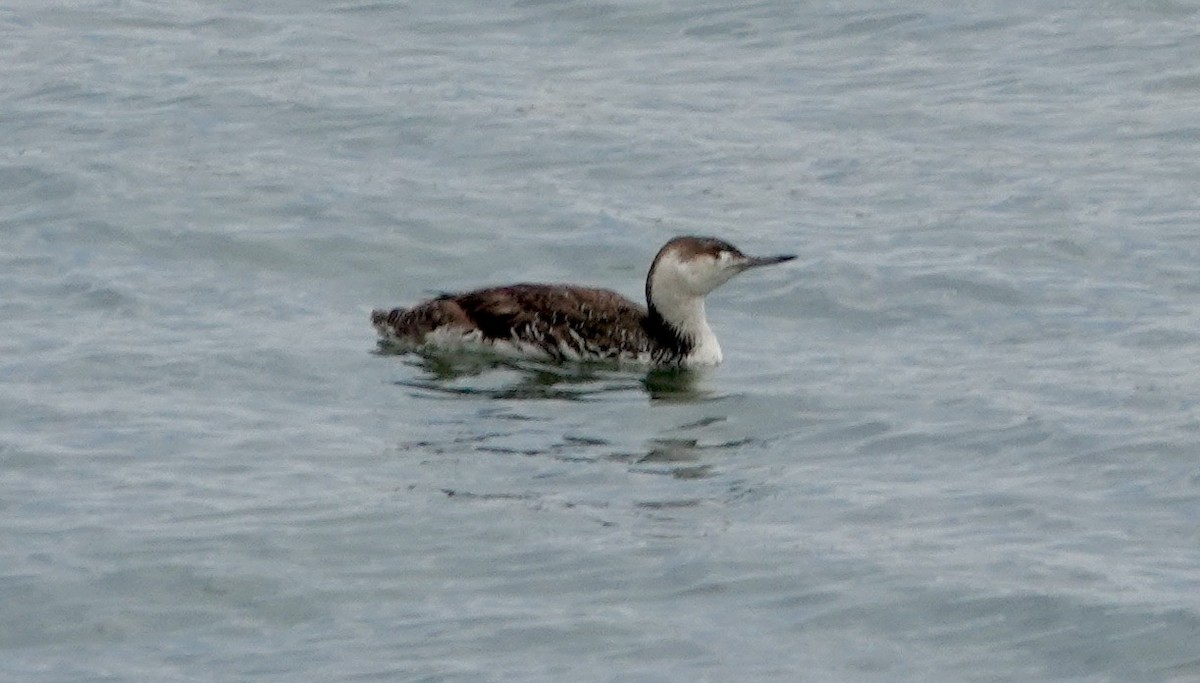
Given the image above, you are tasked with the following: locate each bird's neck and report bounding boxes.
[647,291,722,365]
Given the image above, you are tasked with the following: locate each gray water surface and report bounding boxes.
[3,1,1200,681]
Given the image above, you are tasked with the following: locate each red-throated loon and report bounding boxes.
[371,235,795,366]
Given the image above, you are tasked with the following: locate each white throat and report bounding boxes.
[647,251,732,365]
[655,293,722,364]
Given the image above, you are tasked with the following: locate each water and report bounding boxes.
[3,1,1200,680]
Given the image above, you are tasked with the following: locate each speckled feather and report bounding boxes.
[372,283,693,364]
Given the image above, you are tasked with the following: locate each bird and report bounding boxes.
[371,235,795,366]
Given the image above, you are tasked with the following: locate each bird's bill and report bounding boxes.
[742,254,797,268]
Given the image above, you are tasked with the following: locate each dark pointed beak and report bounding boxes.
[742,254,797,269]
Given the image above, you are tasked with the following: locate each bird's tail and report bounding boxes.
[371,307,405,334]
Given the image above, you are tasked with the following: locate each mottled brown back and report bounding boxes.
[373,283,658,360]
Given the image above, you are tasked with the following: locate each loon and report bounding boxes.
[371,235,795,366]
